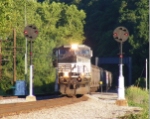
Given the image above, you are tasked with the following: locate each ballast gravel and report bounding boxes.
[0,93,142,119]
[0,98,27,104]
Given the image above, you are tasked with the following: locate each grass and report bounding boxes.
[120,86,149,119]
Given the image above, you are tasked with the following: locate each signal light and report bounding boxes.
[113,33,117,36]
[35,30,38,34]
[119,54,123,58]
[124,33,128,36]
[30,52,32,56]
[24,30,28,34]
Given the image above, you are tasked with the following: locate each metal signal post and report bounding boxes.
[23,25,38,101]
[113,26,129,106]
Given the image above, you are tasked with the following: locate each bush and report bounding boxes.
[0,79,12,92]
[126,86,148,104]
[124,86,148,119]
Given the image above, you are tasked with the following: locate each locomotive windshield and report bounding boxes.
[58,48,76,63]
[54,45,92,63]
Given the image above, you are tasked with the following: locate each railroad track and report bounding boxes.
[0,95,88,118]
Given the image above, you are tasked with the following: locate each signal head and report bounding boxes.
[23,25,38,40]
[113,26,129,42]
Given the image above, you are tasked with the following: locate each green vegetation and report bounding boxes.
[53,0,149,85]
[0,0,149,95]
[0,0,85,95]
[122,86,149,119]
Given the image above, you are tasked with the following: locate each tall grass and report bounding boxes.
[123,86,149,119]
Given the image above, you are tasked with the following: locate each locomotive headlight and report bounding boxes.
[80,73,85,77]
[64,72,69,77]
[71,44,78,50]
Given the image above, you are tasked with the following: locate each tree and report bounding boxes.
[119,0,148,81]
[59,0,149,84]
[32,1,85,93]
[0,0,86,94]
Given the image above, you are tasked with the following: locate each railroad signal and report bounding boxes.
[23,25,38,40]
[113,26,129,43]
[113,26,129,105]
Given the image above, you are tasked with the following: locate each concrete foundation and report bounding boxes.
[116,99,128,106]
[26,95,36,102]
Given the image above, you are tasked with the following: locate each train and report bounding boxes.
[53,44,112,96]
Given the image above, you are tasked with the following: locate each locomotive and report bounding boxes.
[53,44,112,96]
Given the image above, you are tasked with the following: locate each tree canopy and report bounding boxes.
[51,0,149,85]
[119,0,148,83]
[0,0,86,93]
[0,0,148,94]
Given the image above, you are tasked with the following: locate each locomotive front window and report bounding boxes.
[59,49,66,54]
[58,48,76,63]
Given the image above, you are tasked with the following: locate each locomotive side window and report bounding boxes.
[82,49,89,55]
[75,49,91,58]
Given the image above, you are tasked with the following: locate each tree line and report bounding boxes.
[50,0,149,87]
[0,0,148,94]
[0,0,85,94]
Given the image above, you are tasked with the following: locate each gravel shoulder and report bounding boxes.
[0,93,142,119]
